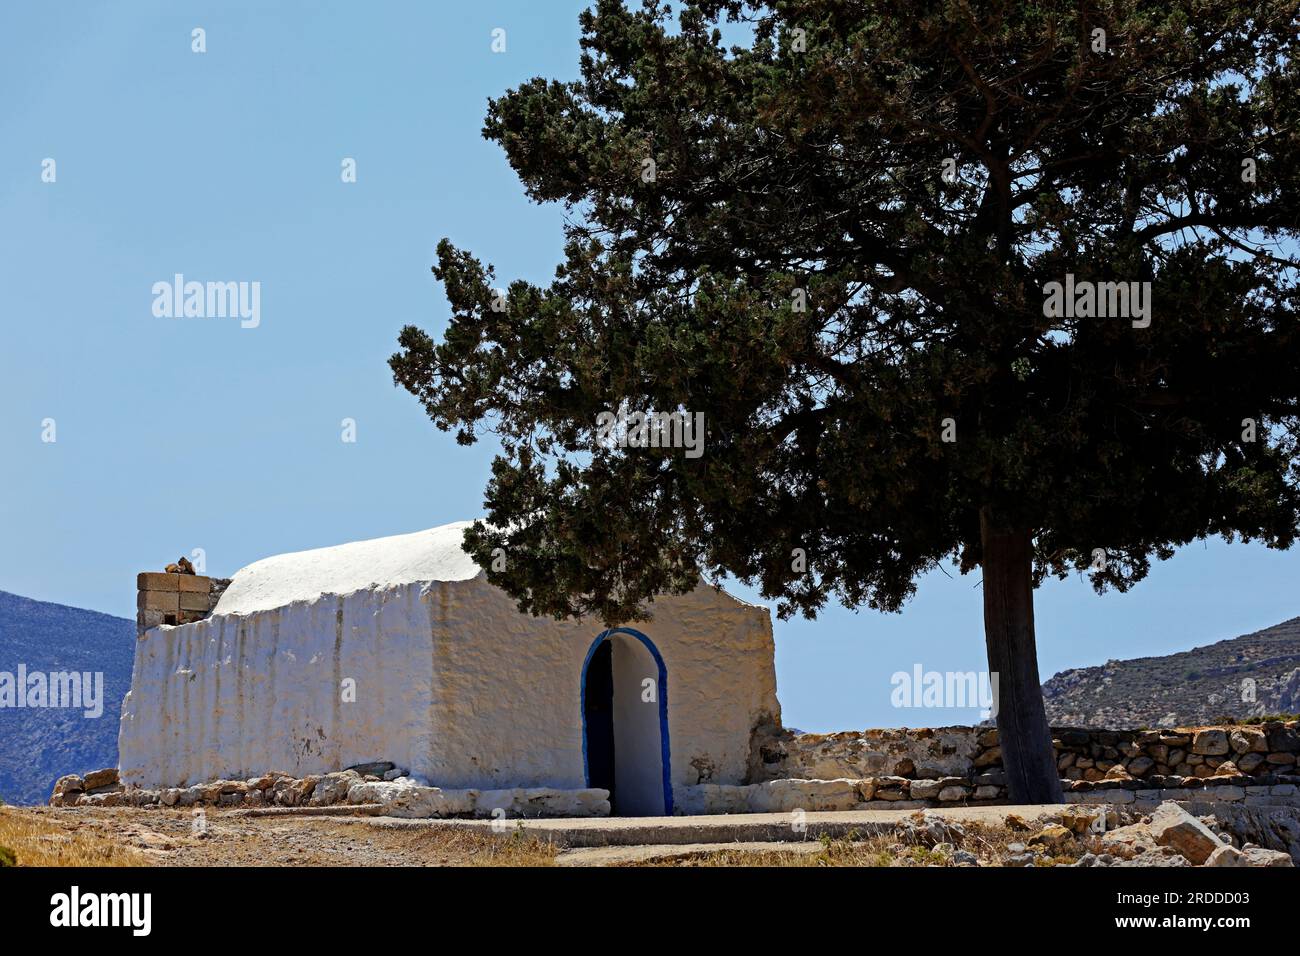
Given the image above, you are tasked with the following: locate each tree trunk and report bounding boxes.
[980,507,1063,804]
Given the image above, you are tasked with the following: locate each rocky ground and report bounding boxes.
[0,806,557,866]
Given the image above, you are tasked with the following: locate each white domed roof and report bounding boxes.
[213,521,483,616]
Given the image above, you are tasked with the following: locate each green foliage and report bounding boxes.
[1238,713,1300,725]
[392,0,1300,625]
[0,845,16,867]
[902,844,950,866]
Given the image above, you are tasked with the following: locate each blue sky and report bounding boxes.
[3,1,1297,733]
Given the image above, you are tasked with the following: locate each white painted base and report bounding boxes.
[346,779,611,818]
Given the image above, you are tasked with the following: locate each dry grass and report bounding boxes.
[394,823,560,867]
[166,816,563,867]
[635,822,1096,867]
[0,808,560,867]
[0,807,146,867]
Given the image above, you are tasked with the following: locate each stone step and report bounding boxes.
[556,841,825,866]
[356,804,1067,848]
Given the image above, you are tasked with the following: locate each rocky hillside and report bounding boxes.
[0,591,134,805]
[1043,616,1300,728]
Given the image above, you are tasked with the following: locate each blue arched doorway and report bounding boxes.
[580,627,673,815]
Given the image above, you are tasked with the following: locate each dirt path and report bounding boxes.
[0,806,557,867]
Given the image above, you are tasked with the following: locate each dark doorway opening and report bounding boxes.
[583,638,616,808]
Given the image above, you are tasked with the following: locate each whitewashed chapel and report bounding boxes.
[119,522,780,816]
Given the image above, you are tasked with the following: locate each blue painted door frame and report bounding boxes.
[579,626,673,815]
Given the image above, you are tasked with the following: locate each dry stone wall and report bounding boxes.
[726,721,1300,813]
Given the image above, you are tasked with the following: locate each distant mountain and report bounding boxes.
[1042,616,1300,728]
[0,590,134,805]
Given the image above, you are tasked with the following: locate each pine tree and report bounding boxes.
[392,0,1300,802]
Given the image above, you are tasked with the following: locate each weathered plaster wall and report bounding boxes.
[118,570,779,803]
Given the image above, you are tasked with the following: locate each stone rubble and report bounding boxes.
[894,809,966,848]
[1205,843,1294,867]
[1068,801,1296,867]
[164,556,196,575]
[1146,801,1222,864]
[50,765,610,819]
